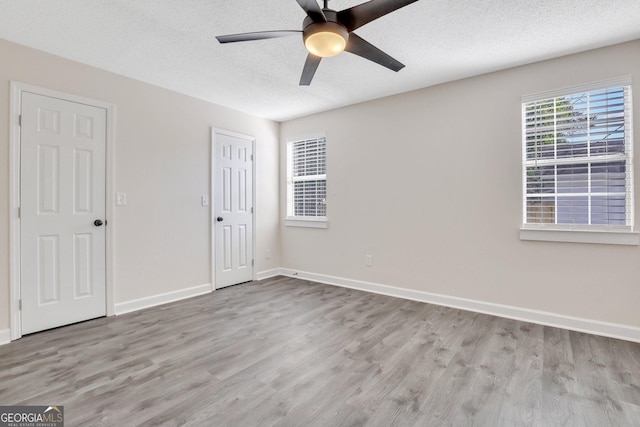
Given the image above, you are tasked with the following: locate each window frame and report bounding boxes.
[285,134,328,229]
[520,77,638,245]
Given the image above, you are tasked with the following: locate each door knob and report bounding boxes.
[216,216,224,222]
[94,219,104,226]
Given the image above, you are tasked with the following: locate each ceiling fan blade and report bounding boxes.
[300,54,322,86]
[345,33,405,72]
[216,30,301,44]
[337,0,419,32]
[296,0,327,22]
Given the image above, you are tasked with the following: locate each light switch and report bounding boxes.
[202,195,209,207]
[116,192,126,206]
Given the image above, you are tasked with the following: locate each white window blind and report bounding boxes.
[522,81,633,231]
[287,136,327,219]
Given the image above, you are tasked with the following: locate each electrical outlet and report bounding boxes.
[365,255,373,267]
[265,249,272,260]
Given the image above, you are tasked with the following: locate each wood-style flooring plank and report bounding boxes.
[497,322,544,426]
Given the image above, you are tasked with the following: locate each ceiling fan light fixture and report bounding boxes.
[303,22,349,57]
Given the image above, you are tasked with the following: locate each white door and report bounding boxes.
[213,130,254,289]
[20,92,107,334]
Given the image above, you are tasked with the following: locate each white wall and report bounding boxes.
[0,38,281,334]
[280,40,640,331]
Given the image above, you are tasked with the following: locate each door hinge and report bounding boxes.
[18,114,22,127]
[252,259,254,267]
[250,154,254,161]
[18,299,22,311]
[17,207,20,218]
[251,207,254,214]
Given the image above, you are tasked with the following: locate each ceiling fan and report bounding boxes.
[216,0,420,86]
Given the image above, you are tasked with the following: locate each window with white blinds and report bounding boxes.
[522,79,634,233]
[286,136,327,225]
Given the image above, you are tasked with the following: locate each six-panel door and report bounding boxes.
[213,131,254,289]
[20,92,107,334]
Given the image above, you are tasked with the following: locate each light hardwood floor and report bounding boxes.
[1,276,639,426]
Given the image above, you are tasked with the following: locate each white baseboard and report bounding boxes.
[276,268,640,343]
[114,283,212,315]
[0,329,11,346]
[256,268,282,281]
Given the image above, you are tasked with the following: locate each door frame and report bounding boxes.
[9,82,116,340]
[211,128,256,290]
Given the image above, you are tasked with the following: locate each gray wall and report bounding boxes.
[280,40,640,329]
[0,38,281,334]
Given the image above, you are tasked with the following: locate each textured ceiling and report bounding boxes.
[1,0,640,121]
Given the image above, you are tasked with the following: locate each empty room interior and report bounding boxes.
[1,1,640,425]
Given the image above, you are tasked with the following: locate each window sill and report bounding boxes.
[520,228,639,245]
[284,217,328,229]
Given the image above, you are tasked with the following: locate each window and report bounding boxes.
[285,136,327,228]
[521,78,637,245]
